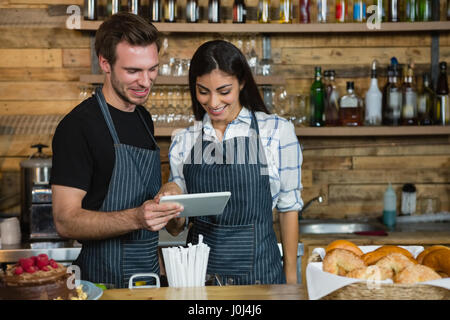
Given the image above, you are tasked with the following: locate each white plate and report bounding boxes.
[160,192,231,217]
[79,280,103,300]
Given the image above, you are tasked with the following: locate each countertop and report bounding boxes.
[100,284,308,300]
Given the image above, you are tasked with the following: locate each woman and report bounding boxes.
[161,40,303,285]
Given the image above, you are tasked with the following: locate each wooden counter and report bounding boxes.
[100,284,308,300]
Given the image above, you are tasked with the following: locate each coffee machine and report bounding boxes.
[20,144,61,241]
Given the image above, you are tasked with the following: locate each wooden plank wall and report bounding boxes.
[0,1,449,219]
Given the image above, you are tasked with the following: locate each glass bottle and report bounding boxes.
[389,0,399,22]
[353,0,366,22]
[108,0,120,16]
[150,0,162,22]
[128,0,139,15]
[324,70,340,126]
[233,0,247,23]
[186,0,199,22]
[317,0,328,23]
[279,0,293,23]
[435,62,450,125]
[417,73,434,125]
[164,0,177,22]
[310,66,325,127]
[258,0,271,23]
[417,0,431,21]
[245,38,259,75]
[373,0,387,22]
[401,66,418,125]
[158,37,171,76]
[84,0,98,20]
[299,0,310,23]
[404,0,417,21]
[384,65,402,125]
[365,60,382,125]
[336,0,348,22]
[208,0,221,23]
[339,81,363,126]
[382,66,394,125]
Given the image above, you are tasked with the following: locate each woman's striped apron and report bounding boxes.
[184,111,284,285]
[74,87,162,288]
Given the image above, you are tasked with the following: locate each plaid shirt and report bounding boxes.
[168,107,303,212]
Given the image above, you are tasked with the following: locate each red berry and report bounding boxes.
[50,261,58,269]
[14,266,24,275]
[19,258,34,269]
[41,266,50,272]
[31,256,38,265]
[38,253,48,261]
[24,265,36,273]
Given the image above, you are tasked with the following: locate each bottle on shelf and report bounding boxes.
[158,37,171,76]
[107,0,120,16]
[150,0,162,22]
[299,0,310,23]
[388,0,400,22]
[128,0,140,15]
[245,38,259,75]
[365,60,382,126]
[382,183,397,228]
[336,0,348,22]
[417,73,434,125]
[186,0,199,22]
[317,0,328,23]
[324,70,340,126]
[384,59,402,125]
[164,0,177,22]
[84,0,98,20]
[353,0,366,22]
[401,65,418,125]
[310,66,325,127]
[404,0,417,21]
[435,61,450,125]
[279,0,293,23]
[233,0,247,23]
[257,0,271,23]
[208,0,221,23]
[417,0,431,21]
[373,0,387,22]
[382,65,394,124]
[339,81,364,126]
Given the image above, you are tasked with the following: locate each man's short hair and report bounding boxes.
[95,12,160,67]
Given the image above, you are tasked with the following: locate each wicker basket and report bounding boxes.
[307,253,450,300]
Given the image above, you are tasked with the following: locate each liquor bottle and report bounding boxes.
[108,0,120,16]
[404,0,417,21]
[417,73,434,125]
[257,0,271,23]
[84,0,98,20]
[339,81,363,126]
[435,62,450,125]
[279,0,293,23]
[336,0,348,22]
[365,60,382,125]
[164,0,177,22]
[317,0,328,23]
[245,38,259,75]
[150,0,162,22]
[324,70,340,126]
[373,0,387,22]
[233,0,246,23]
[382,66,394,125]
[158,37,171,76]
[208,0,221,23]
[128,0,139,15]
[186,0,199,22]
[417,0,431,21]
[353,0,366,22]
[384,64,402,125]
[401,66,418,125]
[310,66,325,127]
[389,0,399,22]
[299,0,310,23]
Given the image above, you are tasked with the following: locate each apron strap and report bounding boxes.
[136,108,159,149]
[95,86,121,145]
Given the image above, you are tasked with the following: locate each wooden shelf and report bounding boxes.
[154,125,450,137]
[79,20,450,33]
[80,74,285,85]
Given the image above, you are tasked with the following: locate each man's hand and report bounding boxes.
[136,200,183,232]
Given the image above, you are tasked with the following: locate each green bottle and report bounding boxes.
[417,0,431,21]
[310,66,325,127]
[404,0,417,21]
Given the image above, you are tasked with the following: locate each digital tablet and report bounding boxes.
[159,192,231,218]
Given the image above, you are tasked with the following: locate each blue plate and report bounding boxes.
[79,280,103,300]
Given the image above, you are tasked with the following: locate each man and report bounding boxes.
[51,12,183,288]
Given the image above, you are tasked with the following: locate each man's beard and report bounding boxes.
[110,71,150,107]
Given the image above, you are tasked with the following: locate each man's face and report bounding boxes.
[103,41,159,108]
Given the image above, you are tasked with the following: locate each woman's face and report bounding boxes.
[195,69,243,127]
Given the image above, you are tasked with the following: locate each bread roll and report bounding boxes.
[375,253,415,275]
[323,248,366,276]
[421,249,450,277]
[417,245,450,264]
[363,245,416,266]
[325,240,364,257]
[394,264,441,284]
[346,265,393,281]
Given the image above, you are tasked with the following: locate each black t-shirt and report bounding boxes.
[50,96,156,210]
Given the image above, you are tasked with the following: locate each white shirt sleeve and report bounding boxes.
[168,129,189,194]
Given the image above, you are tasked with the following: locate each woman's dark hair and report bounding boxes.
[188,40,271,121]
[95,12,160,66]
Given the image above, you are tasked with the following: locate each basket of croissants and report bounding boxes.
[306,240,450,300]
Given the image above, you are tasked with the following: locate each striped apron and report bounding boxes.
[74,87,162,289]
[184,112,284,285]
